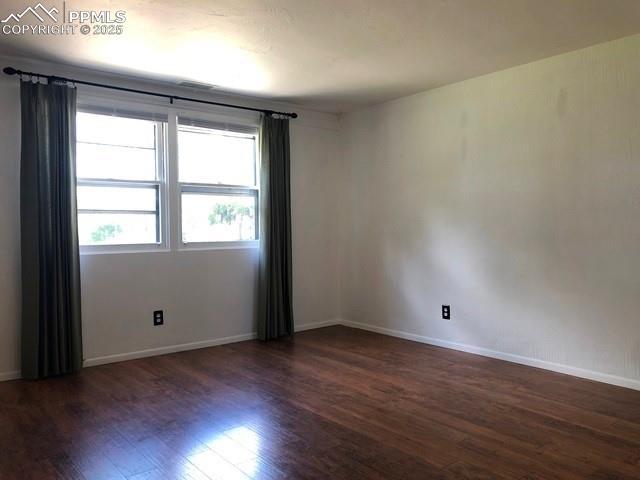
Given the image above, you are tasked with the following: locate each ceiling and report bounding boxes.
[1,0,640,112]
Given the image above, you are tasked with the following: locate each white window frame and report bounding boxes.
[76,104,170,255]
[76,92,261,254]
[176,120,260,250]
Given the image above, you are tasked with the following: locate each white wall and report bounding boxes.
[339,34,640,386]
[0,76,21,379]
[3,34,640,388]
[0,57,342,378]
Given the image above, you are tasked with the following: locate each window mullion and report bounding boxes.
[166,109,180,249]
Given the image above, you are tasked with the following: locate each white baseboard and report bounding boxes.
[6,319,637,392]
[83,332,257,367]
[0,320,341,380]
[295,319,341,332]
[83,319,340,368]
[342,320,640,392]
[0,370,20,382]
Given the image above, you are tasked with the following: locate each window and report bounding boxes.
[76,111,166,248]
[74,102,259,253]
[178,119,258,244]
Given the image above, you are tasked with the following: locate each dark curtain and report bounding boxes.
[258,115,294,340]
[20,80,83,379]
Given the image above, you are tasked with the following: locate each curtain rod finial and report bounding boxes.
[3,67,18,76]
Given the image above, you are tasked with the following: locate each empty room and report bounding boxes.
[1,1,639,478]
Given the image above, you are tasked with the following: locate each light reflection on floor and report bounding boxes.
[185,425,262,479]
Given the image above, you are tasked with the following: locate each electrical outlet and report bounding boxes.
[153,310,164,326]
[442,305,450,320]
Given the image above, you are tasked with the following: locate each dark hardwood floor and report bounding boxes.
[1,326,639,479]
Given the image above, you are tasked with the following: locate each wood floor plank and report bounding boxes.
[0,326,639,479]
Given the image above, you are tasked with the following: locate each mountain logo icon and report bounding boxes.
[1,3,59,23]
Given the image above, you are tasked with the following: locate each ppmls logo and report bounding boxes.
[1,3,59,23]
[2,2,126,35]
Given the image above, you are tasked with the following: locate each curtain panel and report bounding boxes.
[20,80,83,379]
[258,115,294,340]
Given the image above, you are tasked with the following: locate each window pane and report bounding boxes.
[78,213,157,245]
[77,143,157,181]
[181,193,256,243]
[77,112,156,148]
[77,186,157,212]
[178,127,256,186]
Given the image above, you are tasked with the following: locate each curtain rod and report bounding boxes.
[2,66,298,119]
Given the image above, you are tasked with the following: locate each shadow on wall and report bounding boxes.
[341,122,638,375]
[359,198,637,373]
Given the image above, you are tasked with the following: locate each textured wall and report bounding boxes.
[339,34,640,383]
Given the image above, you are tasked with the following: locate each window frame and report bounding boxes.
[76,93,261,254]
[76,107,169,255]
[177,120,260,250]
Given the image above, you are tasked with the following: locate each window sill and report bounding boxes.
[79,245,170,255]
[79,241,259,255]
[178,240,259,252]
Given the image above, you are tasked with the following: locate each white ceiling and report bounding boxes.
[1,0,640,112]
